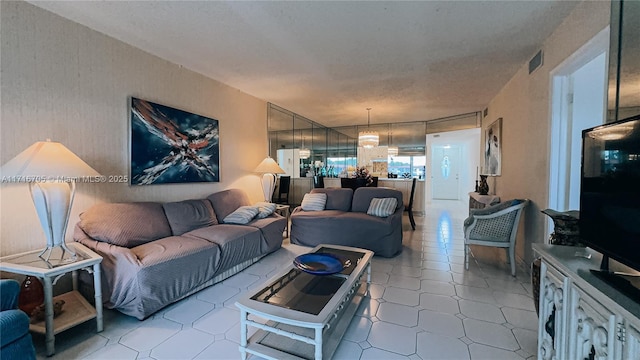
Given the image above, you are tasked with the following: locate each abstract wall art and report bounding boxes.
[130,97,219,185]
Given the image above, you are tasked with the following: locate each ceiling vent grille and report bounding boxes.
[529,50,544,74]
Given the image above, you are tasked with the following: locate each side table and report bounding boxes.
[274,204,291,238]
[0,242,103,356]
[468,192,500,214]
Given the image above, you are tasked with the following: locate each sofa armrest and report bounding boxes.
[74,224,143,306]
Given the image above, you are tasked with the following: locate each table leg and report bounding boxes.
[314,326,323,360]
[42,276,55,356]
[366,263,371,295]
[72,270,78,290]
[93,263,103,332]
[239,310,247,360]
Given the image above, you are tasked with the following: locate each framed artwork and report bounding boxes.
[483,117,502,176]
[130,97,219,185]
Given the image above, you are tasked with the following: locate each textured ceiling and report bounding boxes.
[28,1,579,128]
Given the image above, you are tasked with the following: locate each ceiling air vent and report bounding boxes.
[529,50,543,74]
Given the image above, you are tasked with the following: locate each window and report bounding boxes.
[389,155,426,178]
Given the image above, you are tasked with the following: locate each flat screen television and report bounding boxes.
[580,114,640,299]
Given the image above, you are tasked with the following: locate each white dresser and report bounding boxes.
[533,244,640,359]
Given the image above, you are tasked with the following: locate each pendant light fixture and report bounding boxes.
[358,108,379,148]
[299,135,310,159]
[387,124,398,157]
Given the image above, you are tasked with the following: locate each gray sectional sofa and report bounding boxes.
[73,189,285,320]
[290,187,404,257]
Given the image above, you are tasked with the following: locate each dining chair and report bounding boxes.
[404,178,417,230]
[274,176,290,204]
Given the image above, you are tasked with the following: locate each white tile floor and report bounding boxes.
[35,199,539,359]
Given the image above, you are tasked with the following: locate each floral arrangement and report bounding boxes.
[352,166,373,185]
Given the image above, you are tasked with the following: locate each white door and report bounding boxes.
[431,145,460,200]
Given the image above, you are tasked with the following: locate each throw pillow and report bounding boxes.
[163,199,218,235]
[367,197,398,217]
[223,205,259,224]
[301,193,327,211]
[255,202,277,219]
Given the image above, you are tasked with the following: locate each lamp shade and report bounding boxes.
[1,140,100,179]
[1,140,101,262]
[253,157,286,174]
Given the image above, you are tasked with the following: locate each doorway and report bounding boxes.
[548,27,608,233]
[426,128,481,204]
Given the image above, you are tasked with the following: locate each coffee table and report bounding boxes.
[235,244,373,360]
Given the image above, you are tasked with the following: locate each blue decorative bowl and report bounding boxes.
[293,253,344,275]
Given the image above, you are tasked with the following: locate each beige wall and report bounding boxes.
[0,2,268,256]
[482,0,611,266]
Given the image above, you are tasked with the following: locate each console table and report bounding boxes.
[533,244,640,359]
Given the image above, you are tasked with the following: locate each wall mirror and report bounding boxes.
[608,0,640,122]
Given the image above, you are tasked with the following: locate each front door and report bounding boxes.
[431,145,460,200]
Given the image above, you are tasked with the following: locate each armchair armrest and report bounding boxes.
[0,279,20,311]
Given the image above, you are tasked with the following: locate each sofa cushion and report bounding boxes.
[310,188,353,211]
[185,225,263,274]
[127,236,221,319]
[207,189,251,223]
[78,202,172,248]
[163,199,218,235]
[290,211,402,257]
[301,193,327,211]
[367,197,398,217]
[223,206,259,224]
[254,202,277,219]
[352,187,403,213]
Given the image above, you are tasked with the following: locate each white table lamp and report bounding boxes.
[1,140,101,261]
[254,157,286,202]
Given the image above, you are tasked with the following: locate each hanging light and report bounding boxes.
[299,136,310,159]
[387,124,398,156]
[358,108,379,148]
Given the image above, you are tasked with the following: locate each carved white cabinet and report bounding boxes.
[534,244,640,360]
[538,260,570,359]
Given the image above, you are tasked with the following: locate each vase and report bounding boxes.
[478,175,489,195]
[18,275,44,317]
[531,209,583,316]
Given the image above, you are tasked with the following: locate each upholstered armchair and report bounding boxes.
[1,279,36,360]
[463,199,529,276]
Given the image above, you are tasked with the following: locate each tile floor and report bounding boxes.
[35,199,539,359]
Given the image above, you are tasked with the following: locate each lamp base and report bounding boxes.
[37,243,76,263]
[261,173,276,203]
[29,182,77,262]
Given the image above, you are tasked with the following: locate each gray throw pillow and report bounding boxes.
[367,197,398,217]
[301,193,327,211]
[254,202,277,219]
[163,199,218,235]
[223,206,259,224]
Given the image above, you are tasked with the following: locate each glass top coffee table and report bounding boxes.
[236,244,373,360]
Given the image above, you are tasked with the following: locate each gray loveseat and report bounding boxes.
[290,187,404,257]
[73,189,285,320]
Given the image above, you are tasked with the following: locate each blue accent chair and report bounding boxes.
[1,279,36,360]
